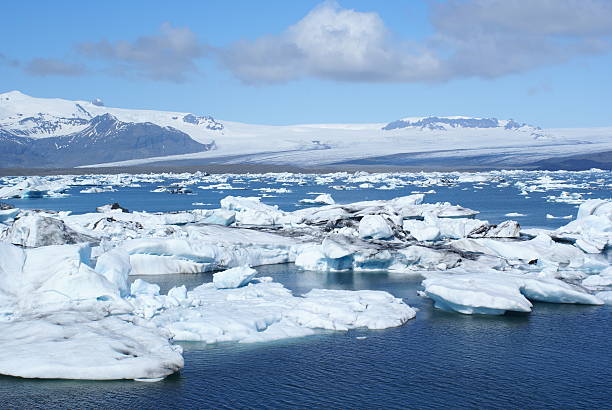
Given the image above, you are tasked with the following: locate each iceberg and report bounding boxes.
[392,246,462,271]
[403,215,519,241]
[0,207,19,223]
[0,309,183,381]
[0,176,67,199]
[7,213,97,247]
[213,266,258,289]
[358,215,394,240]
[295,238,356,271]
[94,248,132,297]
[152,277,416,344]
[451,234,585,269]
[299,193,335,205]
[0,242,184,380]
[552,199,612,255]
[422,272,603,315]
[0,232,419,380]
[220,196,288,226]
[199,209,236,226]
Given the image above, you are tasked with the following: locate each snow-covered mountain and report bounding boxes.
[1,113,215,167]
[1,90,611,169]
[382,116,544,136]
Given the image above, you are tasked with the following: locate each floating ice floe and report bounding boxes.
[80,186,116,194]
[546,214,573,220]
[421,272,603,315]
[0,176,68,199]
[151,277,415,344]
[299,193,335,205]
[0,309,184,381]
[551,199,612,254]
[213,265,257,289]
[0,242,417,380]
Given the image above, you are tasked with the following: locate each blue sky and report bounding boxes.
[1,0,611,127]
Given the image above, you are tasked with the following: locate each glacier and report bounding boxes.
[2,91,612,169]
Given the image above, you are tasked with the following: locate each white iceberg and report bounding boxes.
[451,234,585,269]
[0,207,19,223]
[422,272,603,315]
[553,199,612,255]
[358,215,394,240]
[152,277,416,344]
[0,177,66,199]
[213,266,258,289]
[299,193,335,205]
[295,238,355,271]
[0,243,184,380]
[0,309,183,381]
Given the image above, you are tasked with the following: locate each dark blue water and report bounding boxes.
[0,264,610,409]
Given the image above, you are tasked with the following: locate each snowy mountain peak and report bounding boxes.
[182,113,224,130]
[0,91,224,141]
[79,114,124,139]
[382,116,538,132]
[1,90,28,99]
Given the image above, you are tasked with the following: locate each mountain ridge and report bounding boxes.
[0,111,215,167]
[1,91,611,169]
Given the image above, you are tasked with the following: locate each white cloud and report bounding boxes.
[219,2,443,84]
[219,0,612,84]
[6,1,612,84]
[431,0,612,78]
[78,23,207,82]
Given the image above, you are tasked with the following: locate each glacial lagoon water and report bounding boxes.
[1,171,611,408]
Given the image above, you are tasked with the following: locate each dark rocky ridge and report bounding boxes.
[0,114,215,167]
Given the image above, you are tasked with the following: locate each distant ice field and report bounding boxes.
[3,169,610,230]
